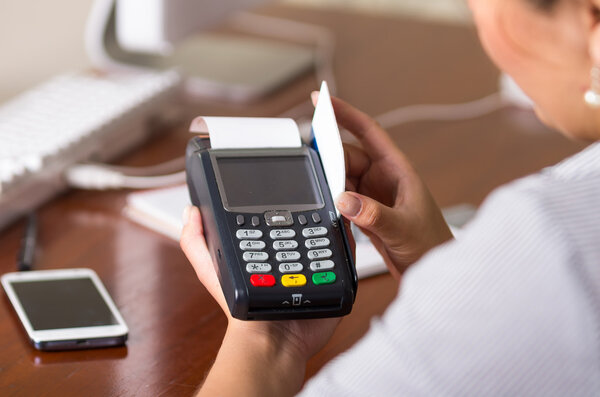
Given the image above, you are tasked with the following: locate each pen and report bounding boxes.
[17,213,37,271]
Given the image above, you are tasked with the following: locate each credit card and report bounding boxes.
[311,81,345,217]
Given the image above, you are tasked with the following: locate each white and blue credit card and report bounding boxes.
[310,81,345,217]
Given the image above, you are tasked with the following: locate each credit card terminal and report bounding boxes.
[185,99,357,320]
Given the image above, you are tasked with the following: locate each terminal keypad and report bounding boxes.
[235,213,338,291]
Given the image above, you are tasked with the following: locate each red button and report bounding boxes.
[250,274,276,287]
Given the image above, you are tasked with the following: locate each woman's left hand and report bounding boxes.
[180,205,340,397]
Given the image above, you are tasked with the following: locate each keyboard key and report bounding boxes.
[239,240,266,251]
[246,263,272,273]
[302,227,327,238]
[309,260,335,271]
[264,210,293,226]
[273,240,298,250]
[305,237,330,249]
[276,251,301,262]
[250,274,276,287]
[307,249,332,260]
[270,229,296,239]
[243,252,269,262]
[281,274,307,287]
[312,272,336,285]
[278,263,303,273]
[236,229,263,240]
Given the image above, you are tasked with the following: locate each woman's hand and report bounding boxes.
[180,206,340,397]
[315,94,453,278]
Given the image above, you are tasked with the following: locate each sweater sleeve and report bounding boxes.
[298,180,600,396]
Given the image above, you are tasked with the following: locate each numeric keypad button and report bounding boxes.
[270,229,296,239]
[281,274,307,287]
[305,237,330,249]
[246,263,272,273]
[236,229,263,240]
[278,263,303,273]
[312,272,336,285]
[307,249,333,260]
[250,274,276,287]
[243,252,269,262]
[302,227,327,238]
[309,260,335,271]
[240,240,266,251]
[273,240,299,250]
[276,251,301,262]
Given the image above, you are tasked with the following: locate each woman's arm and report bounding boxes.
[181,206,340,397]
[198,324,305,397]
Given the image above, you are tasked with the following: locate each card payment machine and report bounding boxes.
[185,83,357,320]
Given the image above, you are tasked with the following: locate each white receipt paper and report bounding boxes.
[311,81,345,217]
[189,116,301,149]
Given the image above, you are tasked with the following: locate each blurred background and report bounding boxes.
[0,0,470,103]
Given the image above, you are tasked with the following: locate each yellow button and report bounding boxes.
[281,274,307,287]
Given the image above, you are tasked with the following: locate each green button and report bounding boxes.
[312,271,336,285]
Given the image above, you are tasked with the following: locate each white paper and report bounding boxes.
[189,116,301,149]
[124,185,191,240]
[311,81,345,216]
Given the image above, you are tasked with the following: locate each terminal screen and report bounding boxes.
[217,156,323,208]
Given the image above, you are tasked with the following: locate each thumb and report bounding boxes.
[335,192,398,239]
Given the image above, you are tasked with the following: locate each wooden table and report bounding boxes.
[0,5,585,396]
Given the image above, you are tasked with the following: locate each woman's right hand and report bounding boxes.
[315,94,453,279]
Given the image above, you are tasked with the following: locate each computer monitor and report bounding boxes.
[86,0,315,102]
[115,0,267,55]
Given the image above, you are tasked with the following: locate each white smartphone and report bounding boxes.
[1,268,128,351]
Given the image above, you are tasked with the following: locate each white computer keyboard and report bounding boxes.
[0,70,181,229]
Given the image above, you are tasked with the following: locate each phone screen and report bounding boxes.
[9,277,118,330]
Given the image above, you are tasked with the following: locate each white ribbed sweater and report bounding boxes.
[300,143,600,396]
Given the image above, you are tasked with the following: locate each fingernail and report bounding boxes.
[182,205,192,226]
[336,192,361,218]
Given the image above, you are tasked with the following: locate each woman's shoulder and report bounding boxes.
[543,141,600,181]
[490,142,600,254]
[451,146,600,301]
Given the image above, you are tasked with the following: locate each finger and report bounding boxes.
[335,192,399,242]
[343,143,370,180]
[180,206,228,310]
[331,96,397,160]
[180,206,211,268]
